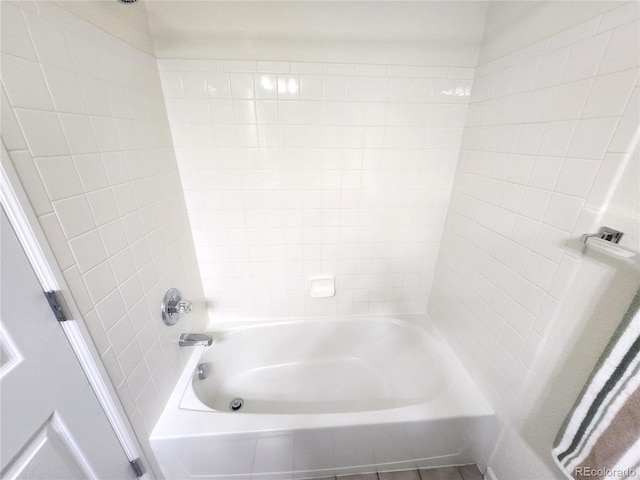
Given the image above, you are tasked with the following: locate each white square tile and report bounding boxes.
[35,155,83,201]
[609,86,639,153]
[500,323,527,359]
[323,76,346,101]
[101,349,125,387]
[548,254,581,301]
[542,193,584,231]
[110,247,137,283]
[210,99,234,124]
[561,31,611,83]
[598,20,640,74]
[38,213,75,270]
[522,87,556,123]
[300,101,323,125]
[181,72,208,98]
[58,113,98,154]
[598,3,640,33]
[96,289,127,331]
[279,101,300,124]
[520,330,543,368]
[2,53,53,110]
[119,274,144,311]
[99,220,128,256]
[232,100,256,124]
[91,116,121,152]
[69,229,107,273]
[528,155,563,190]
[555,158,600,198]
[511,216,540,249]
[1,86,28,151]
[126,362,150,405]
[83,260,117,304]
[503,241,530,274]
[524,253,557,291]
[256,101,279,125]
[83,310,110,356]
[65,31,101,77]
[537,120,576,157]
[567,117,619,160]
[121,213,145,245]
[112,183,138,216]
[79,76,112,116]
[87,188,119,226]
[299,75,324,100]
[116,339,143,379]
[54,194,96,239]
[159,72,184,98]
[41,64,86,114]
[582,69,639,119]
[73,153,109,192]
[185,97,211,123]
[511,279,545,316]
[15,109,69,157]
[586,153,625,209]
[254,73,277,99]
[532,223,569,263]
[510,57,539,94]
[102,152,130,186]
[548,17,601,51]
[520,188,551,221]
[1,2,37,60]
[229,73,255,98]
[8,150,53,216]
[367,77,389,101]
[507,154,534,185]
[548,78,592,121]
[205,73,231,98]
[276,75,300,100]
[25,13,73,70]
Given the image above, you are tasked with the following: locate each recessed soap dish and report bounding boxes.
[309,275,335,298]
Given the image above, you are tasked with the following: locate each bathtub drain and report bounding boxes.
[229,398,244,411]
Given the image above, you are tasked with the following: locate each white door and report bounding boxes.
[0,209,136,480]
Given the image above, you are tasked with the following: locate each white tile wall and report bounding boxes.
[159,60,474,322]
[0,1,207,472]
[428,3,639,421]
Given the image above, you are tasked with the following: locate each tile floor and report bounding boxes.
[311,464,483,480]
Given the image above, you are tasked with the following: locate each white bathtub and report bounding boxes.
[150,315,494,480]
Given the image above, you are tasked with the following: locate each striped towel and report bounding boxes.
[552,287,640,479]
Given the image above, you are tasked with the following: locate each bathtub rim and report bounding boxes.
[151,314,494,439]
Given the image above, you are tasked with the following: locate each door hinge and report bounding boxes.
[44,290,70,322]
[130,458,145,478]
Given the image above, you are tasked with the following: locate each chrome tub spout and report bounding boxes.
[178,333,213,347]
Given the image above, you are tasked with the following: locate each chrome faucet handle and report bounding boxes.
[161,288,192,326]
[169,300,192,314]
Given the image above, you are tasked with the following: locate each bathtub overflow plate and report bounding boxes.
[229,398,244,411]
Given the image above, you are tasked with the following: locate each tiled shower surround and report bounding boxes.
[0,1,208,470]
[159,60,474,321]
[428,4,639,476]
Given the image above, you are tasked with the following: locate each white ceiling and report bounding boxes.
[142,1,490,66]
